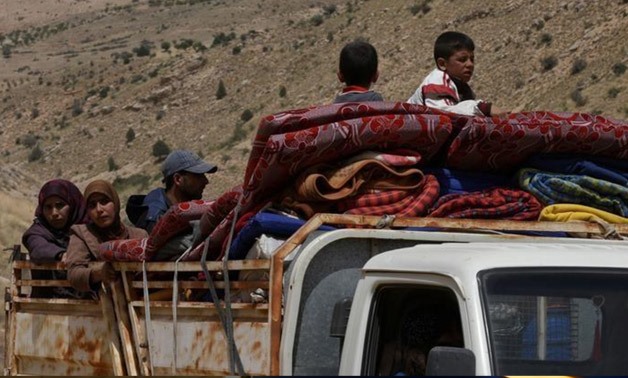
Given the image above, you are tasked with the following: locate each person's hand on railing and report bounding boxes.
[91,262,117,285]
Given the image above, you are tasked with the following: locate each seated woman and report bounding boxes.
[22,179,88,298]
[66,180,148,293]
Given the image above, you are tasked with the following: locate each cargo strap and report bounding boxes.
[200,237,245,375]
[221,193,245,375]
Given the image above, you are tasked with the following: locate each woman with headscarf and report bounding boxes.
[22,179,88,298]
[66,180,148,293]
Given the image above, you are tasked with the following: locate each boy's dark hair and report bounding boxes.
[433,31,475,62]
[339,40,378,87]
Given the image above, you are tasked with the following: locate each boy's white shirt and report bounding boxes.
[406,68,485,116]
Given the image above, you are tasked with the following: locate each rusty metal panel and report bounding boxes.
[144,315,270,376]
[13,311,115,375]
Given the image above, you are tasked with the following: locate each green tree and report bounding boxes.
[28,145,43,162]
[152,139,171,158]
[107,156,119,171]
[241,109,253,122]
[126,128,135,143]
[216,79,227,99]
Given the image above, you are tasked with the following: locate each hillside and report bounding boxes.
[1,0,627,249]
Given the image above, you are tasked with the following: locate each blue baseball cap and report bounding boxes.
[161,150,217,179]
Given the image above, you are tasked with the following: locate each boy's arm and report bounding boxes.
[408,82,489,116]
[427,98,489,116]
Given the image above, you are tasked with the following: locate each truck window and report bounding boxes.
[362,285,463,376]
[480,268,628,376]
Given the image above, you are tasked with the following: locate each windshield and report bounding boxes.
[480,268,628,376]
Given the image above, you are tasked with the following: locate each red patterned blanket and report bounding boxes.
[105,102,628,261]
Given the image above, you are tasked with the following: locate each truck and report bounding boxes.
[5,214,628,376]
[5,101,628,375]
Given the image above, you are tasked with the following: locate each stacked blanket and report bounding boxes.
[100,102,628,262]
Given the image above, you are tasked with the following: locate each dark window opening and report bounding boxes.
[363,285,463,376]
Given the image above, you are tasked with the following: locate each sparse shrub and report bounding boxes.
[31,107,39,119]
[241,109,253,122]
[607,87,622,99]
[540,55,558,71]
[107,156,119,171]
[161,41,171,51]
[55,115,69,129]
[323,4,337,16]
[28,144,43,162]
[112,51,133,64]
[15,111,22,120]
[570,89,587,107]
[310,15,324,26]
[539,33,552,46]
[130,74,144,83]
[612,62,626,76]
[2,45,11,59]
[192,41,207,52]
[216,79,227,99]
[221,122,247,148]
[571,58,587,75]
[326,31,333,42]
[409,1,432,16]
[174,38,194,50]
[152,139,170,158]
[20,133,38,148]
[156,109,166,120]
[126,127,136,143]
[71,99,83,116]
[279,85,287,98]
[99,86,110,98]
[133,40,152,57]
[532,18,545,30]
[211,32,236,47]
[232,46,241,55]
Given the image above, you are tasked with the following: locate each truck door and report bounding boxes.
[359,282,467,376]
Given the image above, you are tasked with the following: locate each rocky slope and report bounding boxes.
[0,0,627,238]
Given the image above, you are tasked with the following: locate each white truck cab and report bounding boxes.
[339,242,628,376]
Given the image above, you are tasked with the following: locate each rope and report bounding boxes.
[142,260,155,375]
[593,218,627,240]
[375,214,396,229]
[171,246,193,375]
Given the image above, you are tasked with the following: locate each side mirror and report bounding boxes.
[425,346,475,376]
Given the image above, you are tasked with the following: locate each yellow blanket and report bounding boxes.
[539,204,628,224]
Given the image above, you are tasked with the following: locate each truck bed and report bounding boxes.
[5,215,627,376]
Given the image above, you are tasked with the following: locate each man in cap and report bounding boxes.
[126,149,217,233]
